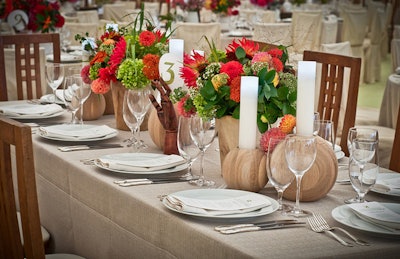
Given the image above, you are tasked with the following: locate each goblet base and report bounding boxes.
[344,197,368,204]
[189,178,215,187]
[279,204,294,215]
[287,208,312,218]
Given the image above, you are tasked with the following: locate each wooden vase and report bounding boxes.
[76,93,105,121]
[103,89,114,115]
[215,116,239,166]
[111,81,129,131]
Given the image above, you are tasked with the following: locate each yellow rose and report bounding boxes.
[211,73,229,91]
[273,72,280,87]
[260,115,268,123]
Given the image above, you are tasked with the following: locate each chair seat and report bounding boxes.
[17,212,50,245]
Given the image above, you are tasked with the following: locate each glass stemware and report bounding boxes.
[345,127,379,203]
[63,75,80,124]
[75,76,91,125]
[126,87,152,151]
[266,137,295,214]
[189,115,217,187]
[45,63,64,103]
[123,90,139,149]
[314,120,335,149]
[348,138,379,203]
[177,116,201,178]
[284,134,317,217]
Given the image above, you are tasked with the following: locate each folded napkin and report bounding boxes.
[39,125,116,140]
[0,103,63,117]
[165,193,271,216]
[349,202,400,230]
[97,154,186,172]
[40,90,65,104]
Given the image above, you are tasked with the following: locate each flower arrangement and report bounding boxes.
[259,114,296,152]
[170,38,297,134]
[76,5,172,95]
[204,0,240,15]
[250,0,274,8]
[0,0,65,33]
[172,0,205,12]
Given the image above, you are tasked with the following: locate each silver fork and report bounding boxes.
[308,215,353,247]
[312,213,370,246]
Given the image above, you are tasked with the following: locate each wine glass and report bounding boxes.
[266,137,295,214]
[74,76,91,125]
[348,138,379,203]
[345,127,379,203]
[284,134,317,217]
[177,116,201,178]
[126,87,152,151]
[123,90,139,149]
[189,115,217,187]
[314,120,335,149]
[45,63,65,103]
[63,75,80,124]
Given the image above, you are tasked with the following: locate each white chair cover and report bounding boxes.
[391,39,400,73]
[291,10,323,53]
[320,15,338,45]
[173,22,221,54]
[257,10,276,23]
[76,10,99,23]
[63,22,99,46]
[252,23,292,48]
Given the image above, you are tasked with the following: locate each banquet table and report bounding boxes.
[378,74,400,129]
[9,108,399,259]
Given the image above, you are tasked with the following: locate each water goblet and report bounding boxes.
[345,127,379,203]
[189,115,217,187]
[63,75,80,124]
[178,116,201,178]
[126,87,152,151]
[266,137,295,214]
[45,63,65,103]
[284,134,317,217]
[348,138,379,203]
[122,90,139,149]
[74,76,91,125]
[314,120,335,149]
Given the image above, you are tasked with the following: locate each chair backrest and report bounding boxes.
[0,33,61,101]
[251,40,279,51]
[64,22,99,46]
[303,50,361,156]
[252,23,292,49]
[0,116,45,258]
[389,104,400,172]
[291,10,323,53]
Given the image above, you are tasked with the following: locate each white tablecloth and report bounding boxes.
[379,74,400,129]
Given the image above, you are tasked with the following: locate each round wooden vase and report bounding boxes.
[215,116,239,166]
[278,136,338,201]
[222,148,268,192]
[76,93,105,121]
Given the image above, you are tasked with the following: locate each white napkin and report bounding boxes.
[39,125,116,140]
[349,202,400,230]
[40,90,65,104]
[97,154,186,172]
[375,177,400,195]
[165,193,271,216]
[0,103,63,117]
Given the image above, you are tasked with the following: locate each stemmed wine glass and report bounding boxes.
[126,87,152,151]
[189,115,217,187]
[177,116,201,178]
[266,137,295,214]
[348,138,379,203]
[345,127,379,203]
[284,134,317,217]
[45,63,65,103]
[314,120,335,149]
[75,76,91,125]
[122,90,139,149]
[63,75,80,124]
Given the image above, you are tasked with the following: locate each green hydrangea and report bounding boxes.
[117,58,150,89]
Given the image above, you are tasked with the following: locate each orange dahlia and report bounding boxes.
[279,114,296,134]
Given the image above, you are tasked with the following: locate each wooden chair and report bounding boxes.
[389,104,400,172]
[303,50,362,156]
[0,115,84,259]
[0,33,61,101]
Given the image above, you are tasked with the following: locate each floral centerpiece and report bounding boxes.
[0,0,65,33]
[204,0,240,15]
[250,0,274,8]
[171,37,297,134]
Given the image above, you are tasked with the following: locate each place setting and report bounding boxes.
[0,102,65,119]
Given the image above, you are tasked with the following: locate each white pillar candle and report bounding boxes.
[169,39,184,61]
[239,76,259,149]
[296,61,316,136]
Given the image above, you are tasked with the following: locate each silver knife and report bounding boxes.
[58,144,123,151]
[117,178,191,186]
[114,176,195,185]
[218,222,306,234]
[215,220,300,231]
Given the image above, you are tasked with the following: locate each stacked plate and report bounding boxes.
[95,153,188,174]
[163,189,279,219]
[0,103,64,119]
[38,124,118,141]
[334,144,345,160]
[371,173,400,197]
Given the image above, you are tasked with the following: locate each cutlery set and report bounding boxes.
[114,176,195,187]
[214,220,305,234]
[58,144,123,152]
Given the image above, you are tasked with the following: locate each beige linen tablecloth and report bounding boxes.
[379,74,400,129]
[30,114,400,259]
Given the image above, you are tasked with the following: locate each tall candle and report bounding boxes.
[296,61,316,136]
[239,76,259,149]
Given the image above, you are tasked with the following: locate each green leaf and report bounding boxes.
[235,47,246,60]
[277,86,289,101]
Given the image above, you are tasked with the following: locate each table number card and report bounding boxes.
[159,39,185,90]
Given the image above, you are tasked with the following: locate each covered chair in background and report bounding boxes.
[291,10,323,53]
[0,33,61,101]
[303,50,362,156]
[63,22,99,47]
[389,104,400,172]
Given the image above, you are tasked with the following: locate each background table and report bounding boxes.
[30,113,400,259]
[379,74,400,128]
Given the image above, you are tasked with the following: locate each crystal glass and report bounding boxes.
[189,115,217,187]
[63,75,80,124]
[75,76,91,125]
[348,138,379,203]
[178,116,201,178]
[45,63,64,103]
[284,134,317,217]
[345,127,379,203]
[314,120,335,149]
[266,137,295,214]
[126,87,152,151]
[122,90,139,149]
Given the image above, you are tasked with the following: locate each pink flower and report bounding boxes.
[81,65,92,84]
[260,128,287,152]
[91,78,111,94]
[252,52,272,63]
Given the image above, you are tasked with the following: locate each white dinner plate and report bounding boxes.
[163,189,279,219]
[0,103,64,119]
[38,124,118,142]
[332,203,400,236]
[94,153,189,175]
[371,173,400,197]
